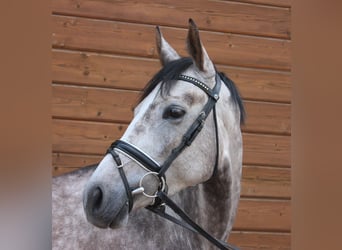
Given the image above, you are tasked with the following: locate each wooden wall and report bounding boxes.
[52,1,291,249]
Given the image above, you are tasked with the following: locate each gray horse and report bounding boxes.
[52,19,245,250]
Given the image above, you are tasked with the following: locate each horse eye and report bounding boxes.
[163,106,186,120]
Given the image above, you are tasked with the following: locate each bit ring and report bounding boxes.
[139,172,165,198]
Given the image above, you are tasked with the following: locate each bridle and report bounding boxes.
[106,73,239,250]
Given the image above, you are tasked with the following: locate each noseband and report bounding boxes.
[106,73,239,250]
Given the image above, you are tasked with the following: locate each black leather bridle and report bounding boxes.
[106,73,239,250]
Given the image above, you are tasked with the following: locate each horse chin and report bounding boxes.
[109,202,129,229]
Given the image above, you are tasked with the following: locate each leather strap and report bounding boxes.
[112,140,161,173]
[106,148,134,212]
[178,74,219,100]
[147,191,239,250]
[158,74,221,177]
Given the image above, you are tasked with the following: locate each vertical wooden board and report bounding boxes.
[52,15,291,70]
[51,0,291,38]
[241,165,291,198]
[229,231,290,250]
[234,199,291,231]
[243,133,291,166]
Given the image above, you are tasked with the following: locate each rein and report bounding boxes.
[106,73,239,250]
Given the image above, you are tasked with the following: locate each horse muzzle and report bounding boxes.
[83,178,129,229]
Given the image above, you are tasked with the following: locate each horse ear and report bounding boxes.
[155,26,180,66]
[187,19,215,75]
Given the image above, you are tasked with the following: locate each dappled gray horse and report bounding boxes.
[52,19,245,250]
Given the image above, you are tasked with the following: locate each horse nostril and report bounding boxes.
[85,186,103,214]
[83,185,112,228]
[92,187,103,211]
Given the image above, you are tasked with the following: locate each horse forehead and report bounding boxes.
[134,83,161,114]
[182,66,217,88]
[165,82,205,105]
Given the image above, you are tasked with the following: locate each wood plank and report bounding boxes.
[52,50,291,103]
[242,101,291,135]
[222,65,291,103]
[53,167,82,176]
[52,84,138,123]
[229,231,290,250]
[52,152,100,176]
[52,119,127,155]
[233,199,291,232]
[52,16,291,71]
[52,119,290,166]
[53,152,101,169]
[51,0,290,39]
[52,153,290,199]
[52,50,159,90]
[243,133,290,167]
[228,0,291,8]
[241,165,290,199]
[52,84,291,134]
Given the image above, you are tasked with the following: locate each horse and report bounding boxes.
[52,19,245,250]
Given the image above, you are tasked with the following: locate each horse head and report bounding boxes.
[83,19,244,232]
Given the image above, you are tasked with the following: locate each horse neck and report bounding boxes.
[172,167,232,242]
[214,82,243,238]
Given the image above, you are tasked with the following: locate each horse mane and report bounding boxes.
[139,57,246,124]
[218,71,246,124]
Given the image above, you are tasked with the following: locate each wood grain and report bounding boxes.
[242,101,291,135]
[53,167,83,176]
[51,0,290,38]
[233,199,291,232]
[52,84,138,123]
[52,84,291,134]
[241,165,290,198]
[221,65,291,103]
[228,0,291,8]
[52,153,290,200]
[52,119,127,155]
[53,152,101,169]
[52,50,159,90]
[52,15,291,71]
[52,119,290,167]
[52,50,291,103]
[51,1,291,248]
[243,133,290,167]
[229,231,290,250]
